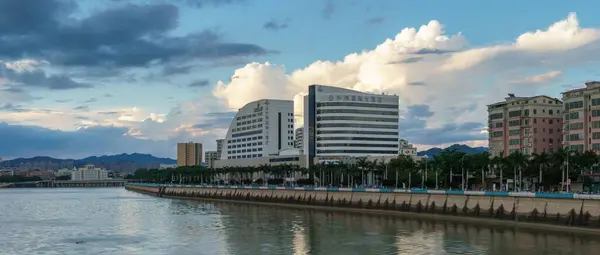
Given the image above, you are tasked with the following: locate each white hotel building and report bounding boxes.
[220,99,295,160]
[303,85,400,167]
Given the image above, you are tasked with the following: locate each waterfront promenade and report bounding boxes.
[127,183,600,232]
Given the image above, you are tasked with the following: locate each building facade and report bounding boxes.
[294,127,304,149]
[303,85,400,167]
[216,139,225,159]
[205,151,218,169]
[177,142,203,166]
[487,94,563,157]
[398,139,417,156]
[71,164,109,181]
[562,81,600,152]
[220,99,295,160]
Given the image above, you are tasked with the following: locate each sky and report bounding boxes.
[1,0,600,159]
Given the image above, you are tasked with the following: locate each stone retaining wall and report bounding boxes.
[126,184,600,228]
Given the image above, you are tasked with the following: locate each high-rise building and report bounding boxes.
[177,142,203,166]
[205,151,218,169]
[216,139,225,159]
[294,127,303,149]
[221,99,294,160]
[562,81,600,152]
[303,85,400,167]
[487,94,563,157]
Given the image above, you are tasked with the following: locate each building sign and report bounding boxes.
[254,107,263,112]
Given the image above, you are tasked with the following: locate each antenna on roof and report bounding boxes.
[508,93,515,98]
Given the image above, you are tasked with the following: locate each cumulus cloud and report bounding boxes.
[212,12,600,147]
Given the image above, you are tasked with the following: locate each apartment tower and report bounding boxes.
[303,85,400,168]
[487,94,563,157]
[220,99,294,160]
[176,142,203,166]
[562,81,600,152]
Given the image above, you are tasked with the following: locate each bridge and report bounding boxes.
[1,180,138,188]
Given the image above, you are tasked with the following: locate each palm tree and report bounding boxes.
[356,157,370,187]
[507,151,527,191]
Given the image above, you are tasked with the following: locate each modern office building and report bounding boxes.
[205,151,218,169]
[294,127,304,149]
[303,85,400,167]
[216,139,225,159]
[71,164,109,181]
[398,139,417,156]
[562,81,600,152]
[220,99,295,160]
[177,142,203,166]
[487,94,563,157]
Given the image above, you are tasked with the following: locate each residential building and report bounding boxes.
[562,81,600,152]
[303,85,400,168]
[55,168,73,177]
[399,139,417,156]
[487,94,563,157]
[71,164,109,181]
[159,164,177,169]
[205,151,218,169]
[177,142,203,166]
[216,139,225,159]
[220,99,294,160]
[294,127,304,149]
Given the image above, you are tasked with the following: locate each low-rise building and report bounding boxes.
[71,164,109,181]
[398,139,417,156]
[159,164,177,169]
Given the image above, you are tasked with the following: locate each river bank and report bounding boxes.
[125,184,600,234]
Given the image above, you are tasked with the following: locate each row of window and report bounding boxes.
[316,143,399,148]
[566,101,584,110]
[317,116,399,122]
[228,147,264,154]
[317,137,399,141]
[317,123,398,129]
[317,150,398,154]
[325,95,387,103]
[317,102,398,109]
[236,112,263,121]
[317,130,398,136]
[227,154,263,159]
[317,109,398,116]
[227,135,264,144]
[228,141,264,149]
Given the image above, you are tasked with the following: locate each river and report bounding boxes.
[0,188,598,255]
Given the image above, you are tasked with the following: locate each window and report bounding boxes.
[508,129,520,136]
[524,128,530,135]
[509,139,520,145]
[489,113,503,120]
[592,110,600,117]
[495,122,503,128]
[549,109,554,115]
[569,144,584,152]
[567,112,580,120]
[566,101,584,110]
[569,122,584,130]
[524,109,530,116]
[490,131,503,138]
[593,121,600,129]
[567,133,584,141]
[592,98,600,106]
[533,109,537,114]
[593,132,600,139]
[549,119,553,124]
[593,143,600,150]
[508,120,520,126]
[508,110,522,117]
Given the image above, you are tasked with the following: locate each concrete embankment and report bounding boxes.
[126,184,600,231]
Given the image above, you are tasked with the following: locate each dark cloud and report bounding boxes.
[399,104,486,145]
[408,81,426,86]
[162,64,194,76]
[73,105,89,111]
[414,48,458,55]
[84,98,98,103]
[263,19,290,31]
[366,17,385,25]
[0,0,270,68]
[97,111,123,116]
[0,122,173,158]
[322,1,335,20]
[55,99,71,103]
[188,79,211,87]
[104,93,113,98]
[1,65,90,90]
[0,103,27,112]
[389,57,424,64]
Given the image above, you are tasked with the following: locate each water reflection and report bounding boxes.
[1,188,599,255]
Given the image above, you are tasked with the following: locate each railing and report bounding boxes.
[127,183,600,200]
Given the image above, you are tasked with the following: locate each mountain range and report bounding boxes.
[0,153,176,172]
[0,144,487,171]
[417,144,488,157]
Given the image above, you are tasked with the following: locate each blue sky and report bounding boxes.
[1,0,599,159]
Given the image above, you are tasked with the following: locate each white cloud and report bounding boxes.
[212,12,600,146]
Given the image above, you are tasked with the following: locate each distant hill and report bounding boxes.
[417,144,487,157]
[0,153,176,172]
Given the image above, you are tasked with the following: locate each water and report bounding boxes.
[1,188,599,255]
